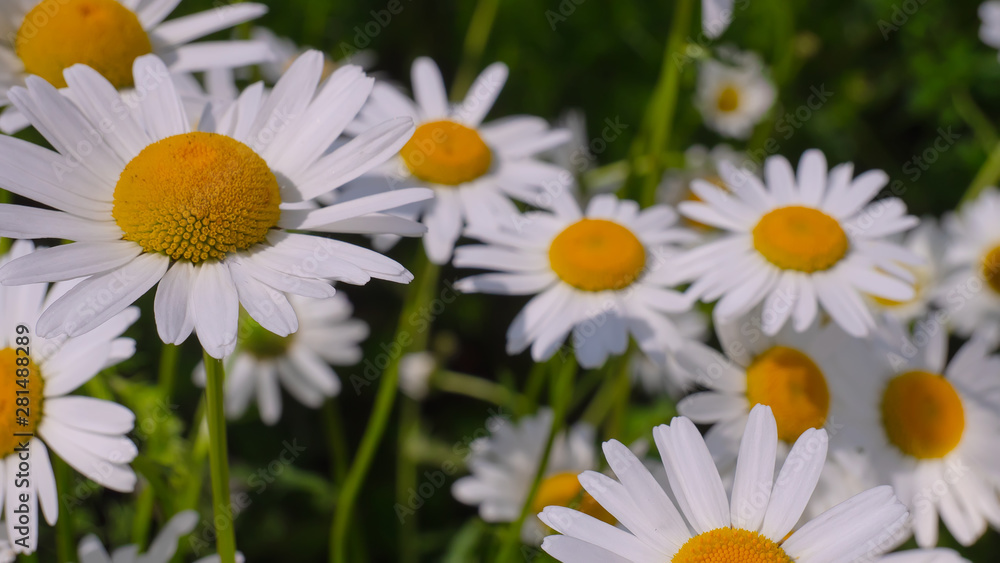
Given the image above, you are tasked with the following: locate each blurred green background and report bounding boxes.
[23,0,1000,561]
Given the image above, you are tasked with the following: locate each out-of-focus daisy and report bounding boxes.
[344,56,572,264]
[193,293,367,425]
[454,193,698,368]
[938,188,1000,341]
[76,510,238,563]
[398,351,436,401]
[250,27,375,84]
[703,0,735,39]
[629,311,708,397]
[695,49,775,139]
[881,549,970,563]
[452,409,605,544]
[980,2,1000,58]
[0,52,431,358]
[869,218,945,323]
[0,0,271,133]
[666,149,920,337]
[0,241,139,554]
[844,320,1000,548]
[539,405,909,562]
[659,144,748,208]
[0,526,11,563]
[675,319,852,468]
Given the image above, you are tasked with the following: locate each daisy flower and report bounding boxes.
[868,218,945,323]
[343,56,572,264]
[539,405,909,563]
[843,319,1000,548]
[454,193,699,368]
[667,149,921,337]
[675,318,853,469]
[937,188,1000,341]
[0,241,139,554]
[695,49,776,139]
[0,0,271,133]
[452,409,605,543]
[193,293,368,425]
[398,351,436,401]
[75,510,237,563]
[0,52,432,358]
[980,2,1000,58]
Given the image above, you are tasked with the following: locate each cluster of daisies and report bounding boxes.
[0,0,994,561]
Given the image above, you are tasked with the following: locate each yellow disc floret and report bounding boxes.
[673,528,793,563]
[881,371,965,459]
[531,472,615,526]
[16,0,152,89]
[549,219,646,292]
[717,86,741,112]
[982,245,1000,295]
[113,132,282,264]
[753,206,849,272]
[0,348,44,458]
[745,346,830,443]
[401,120,492,185]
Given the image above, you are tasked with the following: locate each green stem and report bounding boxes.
[451,0,502,98]
[330,248,440,563]
[203,351,237,563]
[495,357,576,562]
[397,397,420,563]
[522,361,548,413]
[964,140,1000,203]
[158,343,180,399]
[53,456,74,563]
[0,189,10,255]
[626,0,693,208]
[434,370,524,409]
[130,484,156,548]
[953,89,998,151]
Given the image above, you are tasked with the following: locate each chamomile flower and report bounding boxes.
[0,52,432,358]
[193,293,367,425]
[843,320,1000,548]
[937,188,1000,341]
[344,56,572,264]
[0,0,271,133]
[869,218,946,323]
[667,149,921,337]
[675,319,853,471]
[75,510,236,563]
[979,2,1000,58]
[0,241,139,554]
[695,49,776,139]
[539,405,910,563]
[454,194,698,368]
[452,409,605,544]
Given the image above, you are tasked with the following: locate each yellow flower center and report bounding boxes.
[716,86,741,112]
[745,346,830,443]
[753,206,849,273]
[401,120,492,185]
[981,245,1000,295]
[16,0,152,89]
[0,348,45,458]
[113,132,282,264]
[881,371,965,459]
[673,528,793,563]
[239,311,293,359]
[531,472,615,526]
[549,219,646,292]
